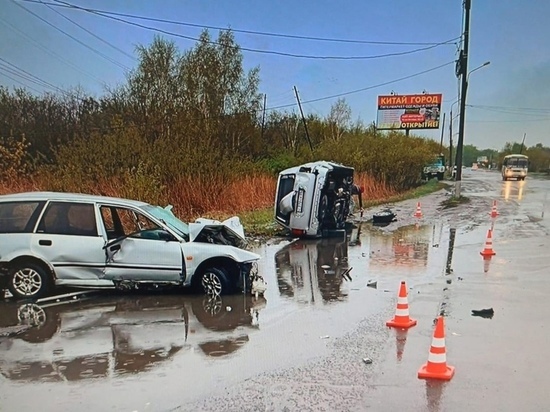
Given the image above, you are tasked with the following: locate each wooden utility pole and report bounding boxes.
[439,112,446,153]
[294,86,313,153]
[449,110,453,172]
[520,133,526,154]
[260,94,267,140]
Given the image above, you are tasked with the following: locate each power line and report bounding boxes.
[17,0,460,47]
[0,62,56,91]
[468,118,550,123]
[40,0,136,62]
[0,57,65,92]
[0,68,44,94]
[267,60,455,110]
[25,0,460,61]
[12,0,131,71]
[468,104,550,113]
[0,17,105,85]
[468,105,550,117]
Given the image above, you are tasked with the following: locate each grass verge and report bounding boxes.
[440,195,471,209]
[239,179,448,238]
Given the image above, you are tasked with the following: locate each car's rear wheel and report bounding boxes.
[199,267,233,296]
[8,262,52,300]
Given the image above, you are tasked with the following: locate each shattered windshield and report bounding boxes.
[141,205,189,239]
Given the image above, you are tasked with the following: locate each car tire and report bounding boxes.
[7,262,52,300]
[318,194,328,228]
[198,267,233,296]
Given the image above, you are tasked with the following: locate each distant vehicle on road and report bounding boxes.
[0,192,260,300]
[501,154,529,181]
[422,154,446,181]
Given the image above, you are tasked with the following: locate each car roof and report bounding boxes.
[0,191,150,207]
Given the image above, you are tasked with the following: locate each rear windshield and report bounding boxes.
[0,201,45,233]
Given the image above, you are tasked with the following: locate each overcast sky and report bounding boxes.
[1,0,549,150]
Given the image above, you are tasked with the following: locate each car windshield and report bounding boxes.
[141,204,189,240]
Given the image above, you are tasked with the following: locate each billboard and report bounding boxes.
[376,93,442,130]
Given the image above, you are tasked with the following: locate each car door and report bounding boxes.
[32,201,106,281]
[100,205,183,282]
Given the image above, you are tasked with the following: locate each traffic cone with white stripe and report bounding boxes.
[414,202,423,218]
[418,316,455,380]
[490,200,499,218]
[480,229,496,257]
[386,281,417,329]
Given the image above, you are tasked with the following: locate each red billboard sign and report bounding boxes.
[376,93,443,130]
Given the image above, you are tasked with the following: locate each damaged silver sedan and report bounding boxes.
[0,192,261,299]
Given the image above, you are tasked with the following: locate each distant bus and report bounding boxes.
[501,154,528,181]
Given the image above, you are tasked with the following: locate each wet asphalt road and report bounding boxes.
[1,169,550,411]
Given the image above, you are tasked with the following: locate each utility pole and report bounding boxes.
[449,110,453,175]
[520,132,526,154]
[260,94,267,140]
[454,0,471,197]
[294,86,313,153]
[439,112,446,153]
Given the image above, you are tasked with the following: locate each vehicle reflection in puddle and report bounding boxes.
[0,293,266,382]
[275,237,350,304]
[502,179,525,202]
[273,223,441,304]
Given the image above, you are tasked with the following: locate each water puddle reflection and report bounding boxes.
[0,293,265,382]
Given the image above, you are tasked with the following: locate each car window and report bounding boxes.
[37,202,98,236]
[0,201,45,233]
[101,206,161,240]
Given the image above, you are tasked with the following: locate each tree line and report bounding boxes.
[3,29,544,214]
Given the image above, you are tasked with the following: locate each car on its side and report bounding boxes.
[274,161,363,238]
[0,192,261,300]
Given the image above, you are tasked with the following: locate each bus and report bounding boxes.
[501,154,528,181]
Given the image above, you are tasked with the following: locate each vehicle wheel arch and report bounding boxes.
[7,256,55,299]
[192,257,241,294]
[8,256,55,281]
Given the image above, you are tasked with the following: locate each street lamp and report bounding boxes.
[454,61,491,197]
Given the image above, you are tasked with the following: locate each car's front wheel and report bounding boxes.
[199,267,233,296]
[8,262,52,300]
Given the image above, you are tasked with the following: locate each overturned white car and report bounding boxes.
[274,161,363,238]
[0,192,261,299]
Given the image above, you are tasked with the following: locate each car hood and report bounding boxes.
[188,216,248,249]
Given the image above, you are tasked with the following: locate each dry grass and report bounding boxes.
[1,172,397,223]
[354,172,398,201]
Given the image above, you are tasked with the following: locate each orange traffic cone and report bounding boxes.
[480,229,496,257]
[386,281,417,329]
[414,202,423,218]
[490,200,499,218]
[418,316,455,380]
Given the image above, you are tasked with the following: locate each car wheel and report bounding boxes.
[199,267,233,296]
[8,262,52,300]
